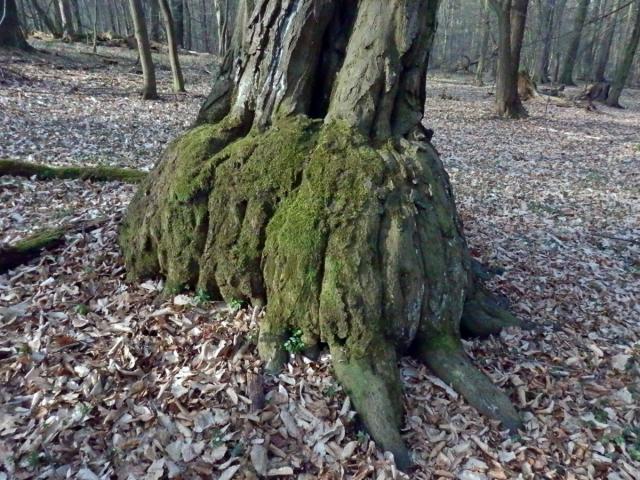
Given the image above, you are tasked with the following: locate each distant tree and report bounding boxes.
[158,0,184,92]
[213,0,231,56]
[128,0,158,99]
[489,0,530,117]
[170,0,183,46]
[0,0,31,49]
[476,0,491,85]
[592,0,622,81]
[57,0,76,40]
[533,0,556,83]
[607,0,640,106]
[29,0,62,37]
[559,0,591,85]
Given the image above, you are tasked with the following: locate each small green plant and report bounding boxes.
[18,343,31,356]
[195,288,212,305]
[230,440,245,457]
[75,304,90,315]
[284,329,305,354]
[356,430,369,444]
[593,408,609,423]
[26,450,41,468]
[246,328,259,345]
[75,402,92,419]
[228,298,243,312]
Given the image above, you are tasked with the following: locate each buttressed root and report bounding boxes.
[417,335,522,432]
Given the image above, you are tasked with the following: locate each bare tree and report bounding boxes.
[533,0,556,83]
[559,0,591,85]
[476,0,491,85]
[489,0,530,117]
[592,0,623,81]
[158,0,184,92]
[607,0,640,106]
[57,0,75,40]
[128,0,158,99]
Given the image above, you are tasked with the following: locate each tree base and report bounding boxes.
[120,115,523,468]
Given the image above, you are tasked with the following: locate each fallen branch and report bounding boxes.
[0,218,110,274]
[0,159,147,183]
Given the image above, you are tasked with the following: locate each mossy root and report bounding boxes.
[461,289,523,338]
[0,159,147,183]
[258,327,289,374]
[417,336,521,433]
[331,343,411,470]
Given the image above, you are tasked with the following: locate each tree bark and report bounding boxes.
[489,0,529,118]
[69,0,82,34]
[559,0,591,85]
[0,0,31,48]
[30,0,61,37]
[158,0,184,92]
[121,0,523,469]
[170,0,183,46]
[607,0,640,106]
[214,0,230,56]
[128,0,158,99]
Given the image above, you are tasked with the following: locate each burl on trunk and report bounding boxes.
[120,0,523,468]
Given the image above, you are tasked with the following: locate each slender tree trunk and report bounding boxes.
[57,0,75,40]
[128,0,158,99]
[158,0,184,92]
[69,0,82,34]
[533,0,555,83]
[607,0,640,106]
[476,0,491,85]
[0,0,31,48]
[122,0,524,470]
[213,0,230,57]
[92,0,98,53]
[559,0,591,85]
[490,0,529,117]
[592,0,622,81]
[149,0,161,41]
[551,0,568,81]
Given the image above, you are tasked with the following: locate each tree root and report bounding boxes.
[417,335,521,432]
[331,342,411,470]
[0,218,109,274]
[0,159,147,183]
[461,288,523,338]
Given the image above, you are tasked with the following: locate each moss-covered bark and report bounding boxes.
[0,159,146,183]
[121,0,525,469]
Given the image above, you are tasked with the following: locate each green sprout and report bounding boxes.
[284,329,305,354]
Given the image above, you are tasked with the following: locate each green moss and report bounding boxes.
[13,227,66,253]
[0,159,146,183]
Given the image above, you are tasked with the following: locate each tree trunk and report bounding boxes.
[214,0,230,56]
[128,0,157,99]
[69,0,82,34]
[183,0,191,49]
[592,0,622,81]
[533,0,555,83]
[149,0,161,41]
[158,0,184,92]
[559,0,591,85]
[476,0,491,85]
[607,0,640,106]
[121,0,523,469]
[550,0,568,82]
[57,0,75,40]
[490,0,529,117]
[0,0,31,49]
[580,0,603,79]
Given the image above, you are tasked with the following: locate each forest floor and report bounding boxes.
[1,40,639,480]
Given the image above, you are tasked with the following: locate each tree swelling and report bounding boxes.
[120,0,523,468]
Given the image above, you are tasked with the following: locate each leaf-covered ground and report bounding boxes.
[1,41,639,479]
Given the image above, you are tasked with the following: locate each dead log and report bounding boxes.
[538,85,565,97]
[0,218,110,274]
[0,159,146,183]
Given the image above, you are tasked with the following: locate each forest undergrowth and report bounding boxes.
[0,41,639,479]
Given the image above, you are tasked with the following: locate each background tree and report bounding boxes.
[476,0,491,85]
[489,0,530,117]
[559,0,591,84]
[607,0,640,105]
[592,0,622,81]
[158,0,184,92]
[121,0,525,469]
[128,0,157,99]
[57,0,76,40]
[533,0,556,83]
[0,0,31,49]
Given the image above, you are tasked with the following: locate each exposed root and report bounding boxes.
[0,158,147,183]
[417,335,521,433]
[330,342,411,470]
[257,327,288,374]
[461,288,522,338]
